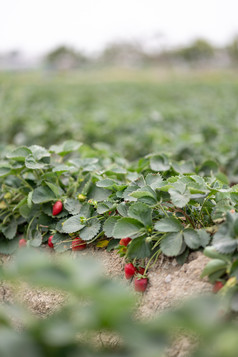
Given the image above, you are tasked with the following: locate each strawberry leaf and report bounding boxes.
[113,218,144,239]
[155,217,183,233]
[62,215,85,234]
[160,232,184,256]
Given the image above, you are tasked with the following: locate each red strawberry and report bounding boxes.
[72,237,87,251]
[52,201,63,216]
[134,277,148,292]
[119,238,132,247]
[124,263,136,279]
[137,266,145,275]
[48,235,54,248]
[213,281,224,293]
[19,238,27,248]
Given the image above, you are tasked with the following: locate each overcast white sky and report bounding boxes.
[1,0,238,56]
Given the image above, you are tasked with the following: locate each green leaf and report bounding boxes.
[52,233,72,252]
[6,146,32,161]
[62,215,85,234]
[0,237,18,254]
[150,154,170,172]
[32,186,56,204]
[155,217,183,233]
[169,186,190,208]
[64,198,81,215]
[49,140,82,156]
[25,154,46,169]
[113,218,144,239]
[130,186,157,204]
[29,230,42,247]
[88,186,112,202]
[116,203,128,217]
[183,229,200,250]
[0,167,11,177]
[2,219,17,240]
[197,229,211,248]
[127,236,152,259]
[103,217,120,238]
[176,248,189,265]
[203,246,231,262]
[172,160,195,174]
[107,239,120,251]
[160,232,184,257]
[97,201,114,214]
[29,145,50,160]
[96,179,117,188]
[79,218,101,240]
[128,202,152,227]
[145,173,163,189]
[45,182,64,198]
[200,259,227,278]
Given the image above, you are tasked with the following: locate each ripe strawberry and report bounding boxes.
[213,281,224,293]
[119,237,132,247]
[134,276,148,292]
[137,266,145,275]
[72,237,87,251]
[48,235,54,248]
[124,263,137,279]
[52,201,63,216]
[19,238,27,248]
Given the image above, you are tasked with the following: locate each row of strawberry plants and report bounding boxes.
[1,140,238,294]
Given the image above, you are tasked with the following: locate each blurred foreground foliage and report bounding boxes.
[0,248,238,357]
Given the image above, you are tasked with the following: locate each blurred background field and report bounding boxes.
[1,68,238,179]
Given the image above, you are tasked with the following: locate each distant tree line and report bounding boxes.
[43,35,238,70]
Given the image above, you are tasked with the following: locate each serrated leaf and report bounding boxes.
[113,218,144,239]
[97,201,113,214]
[6,146,32,161]
[25,154,46,169]
[62,215,85,234]
[64,198,82,215]
[128,202,152,227]
[96,179,117,188]
[2,219,17,240]
[32,186,56,204]
[49,140,82,156]
[52,233,72,252]
[145,173,163,189]
[116,203,128,217]
[127,236,152,259]
[88,186,112,202]
[203,246,231,261]
[169,187,190,208]
[213,238,237,254]
[150,154,170,172]
[160,232,184,257]
[45,182,64,198]
[103,217,121,237]
[200,259,227,278]
[197,229,211,248]
[122,185,138,201]
[183,229,200,250]
[29,230,42,247]
[155,217,183,233]
[80,218,101,240]
[29,145,50,160]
